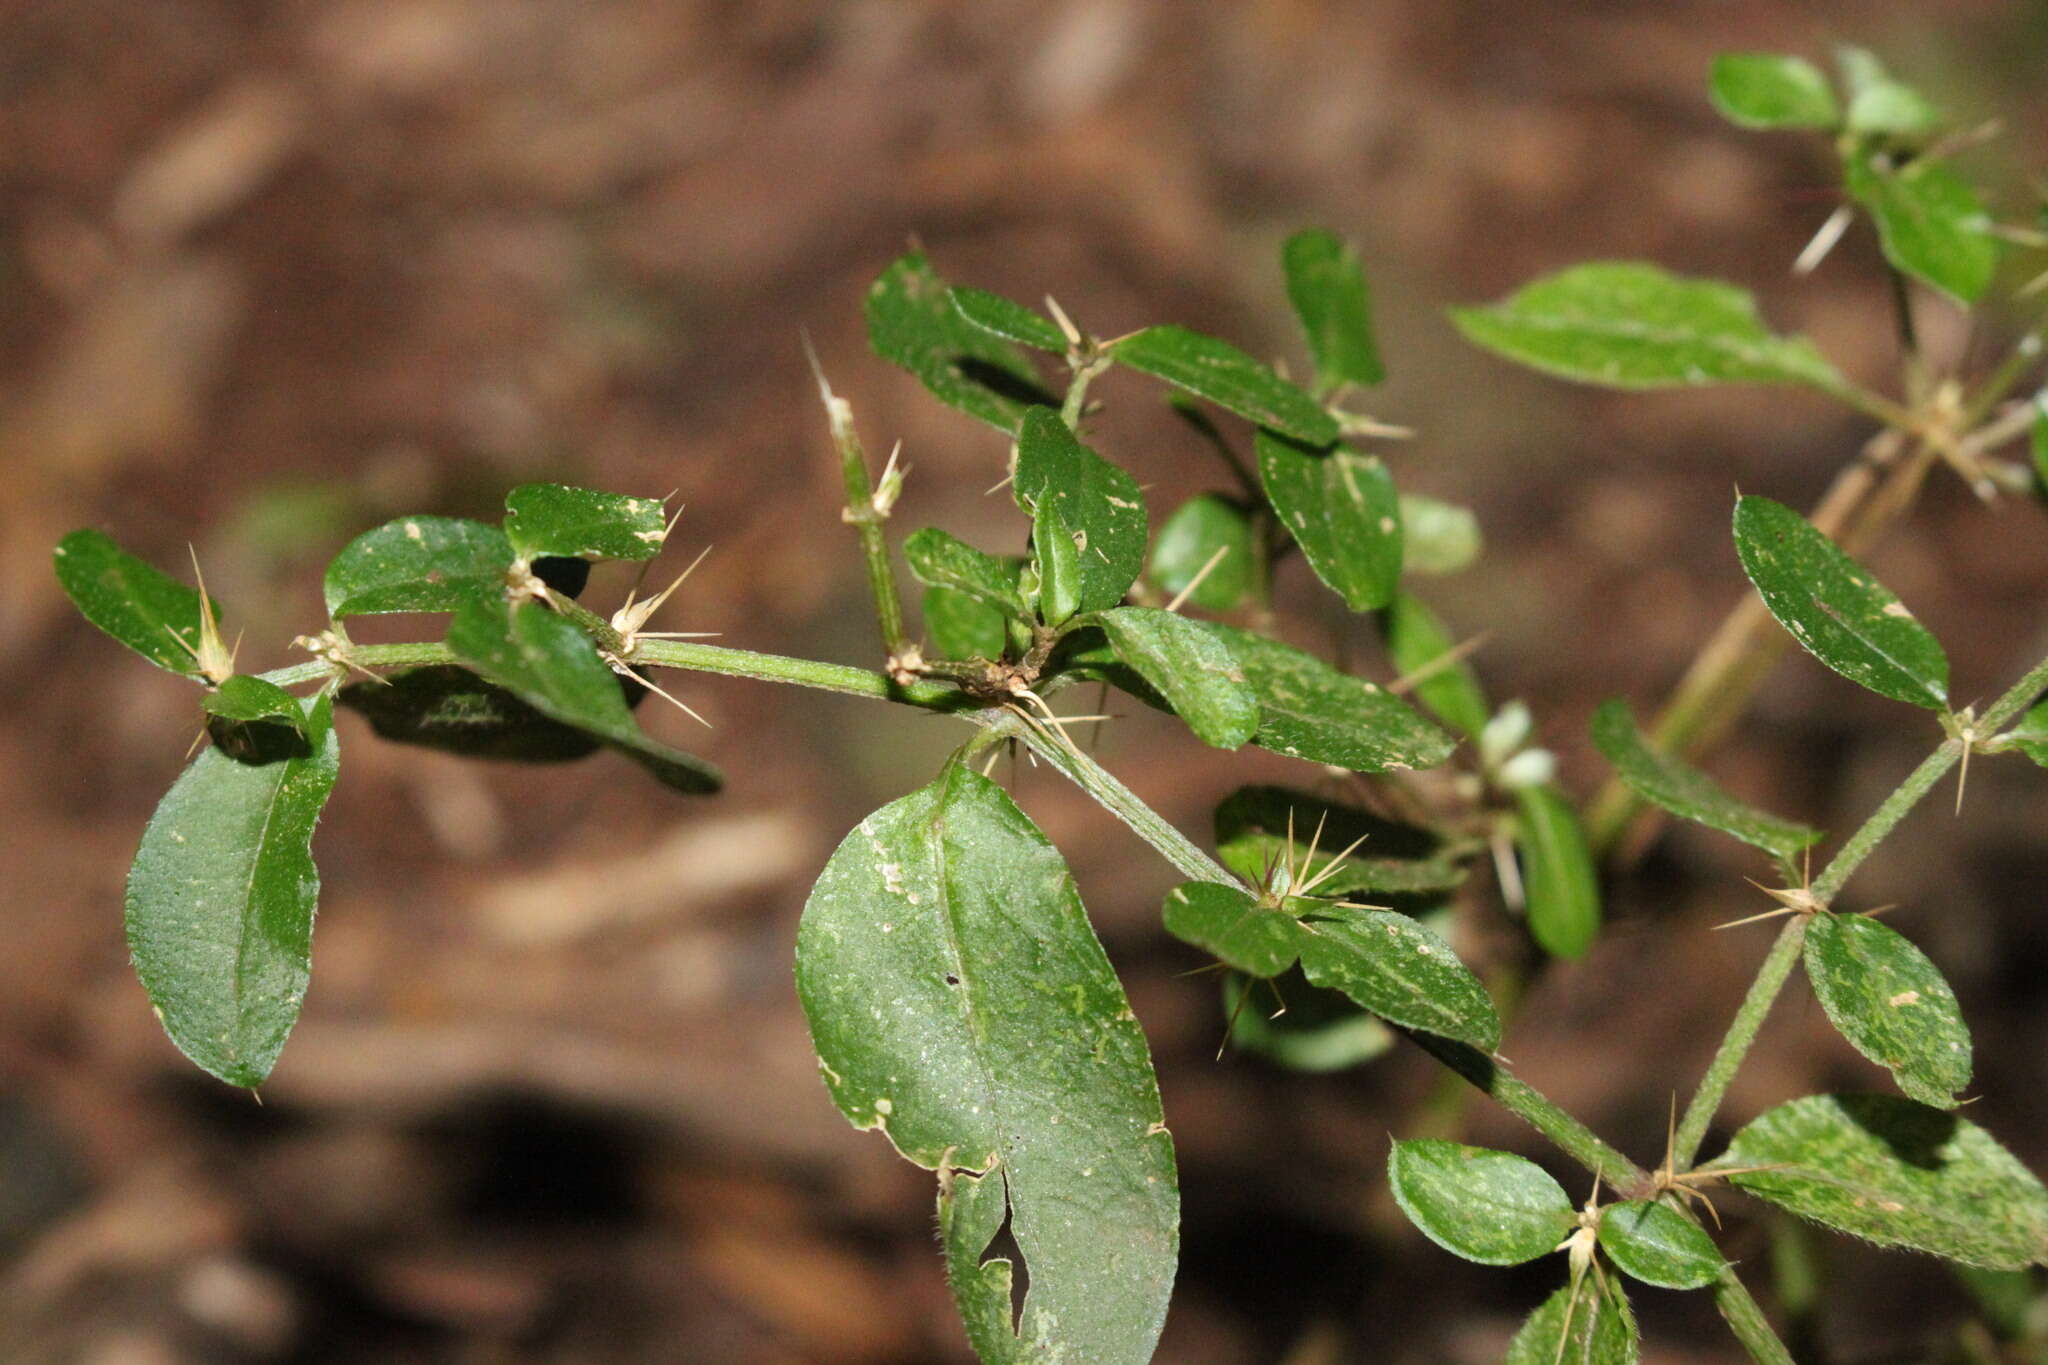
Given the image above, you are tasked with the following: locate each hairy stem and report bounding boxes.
[1011,719,1236,886]
[821,384,911,659]
[1714,1266,1797,1365]
[1404,1032,1648,1188]
[1673,917,1807,1171]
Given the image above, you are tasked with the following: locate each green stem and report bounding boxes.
[633,641,966,708]
[825,395,911,658]
[258,642,459,689]
[1011,720,1236,886]
[1061,355,1111,429]
[1672,916,1807,1171]
[1809,739,1959,903]
[1714,1267,1797,1365]
[1404,1032,1648,1188]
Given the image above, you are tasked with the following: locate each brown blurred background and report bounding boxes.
[5,2,2048,1361]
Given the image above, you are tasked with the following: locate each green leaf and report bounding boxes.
[1449,262,1845,391]
[1162,882,1301,978]
[902,529,1028,619]
[1709,53,1841,129]
[1845,154,1999,305]
[795,764,1178,1365]
[1256,432,1402,612]
[1505,1280,1640,1365]
[1804,913,1972,1108]
[1516,784,1601,960]
[1716,1094,2048,1270]
[1381,591,1491,739]
[1148,494,1253,612]
[126,694,341,1087]
[1282,228,1385,392]
[1220,970,1394,1071]
[1597,1200,1726,1289]
[1838,47,1942,140]
[923,587,1008,662]
[1097,606,1259,749]
[1589,698,1822,860]
[1110,325,1339,447]
[1033,497,1083,628]
[1296,904,1500,1049]
[866,252,1052,432]
[1012,408,1148,613]
[1213,786,1464,896]
[1733,495,1949,709]
[1397,493,1481,576]
[2003,698,2048,767]
[202,676,307,732]
[502,484,667,563]
[446,598,721,794]
[53,529,218,678]
[1386,1140,1571,1265]
[948,286,1066,352]
[323,515,513,619]
[339,664,608,762]
[1206,623,1455,773]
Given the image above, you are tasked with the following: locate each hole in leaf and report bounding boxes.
[977,1175,1030,1334]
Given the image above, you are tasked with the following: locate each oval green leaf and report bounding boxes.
[1295,904,1500,1050]
[1033,497,1083,628]
[126,693,340,1087]
[323,515,514,619]
[1505,1279,1640,1365]
[1397,492,1481,576]
[1516,784,1601,960]
[867,252,1052,432]
[1844,153,2000,306]
[1709,53,1840,130]
[1590,698,1822,860]
[923,586,1008,662]
[1256,432,1402,612]
[1716,1094,2048,1270]
[1387,1139,1571,1265]
[54,529,219,678]
[1838,48,1942,140]
[1163,882,1301,979]
[503,484,667,563]
[1804,913,1971,1108]
[948,285,1066,352]
[903,527,1029,619]
[446,598,721,794]
[1098,606,1259,749]
[1733,495,1948,709]
[1282,228,1384,392]
[1449,262,1845,391]
[1205,623,1455,773]
[795,764,1179,1365]
[1110,324,1339,447]
[1597,1199,1726,1289]
[1013,408,1148,613]
[2002,697,2048,768]
[1149,493,1253,612]
[1381,591,1491,739]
